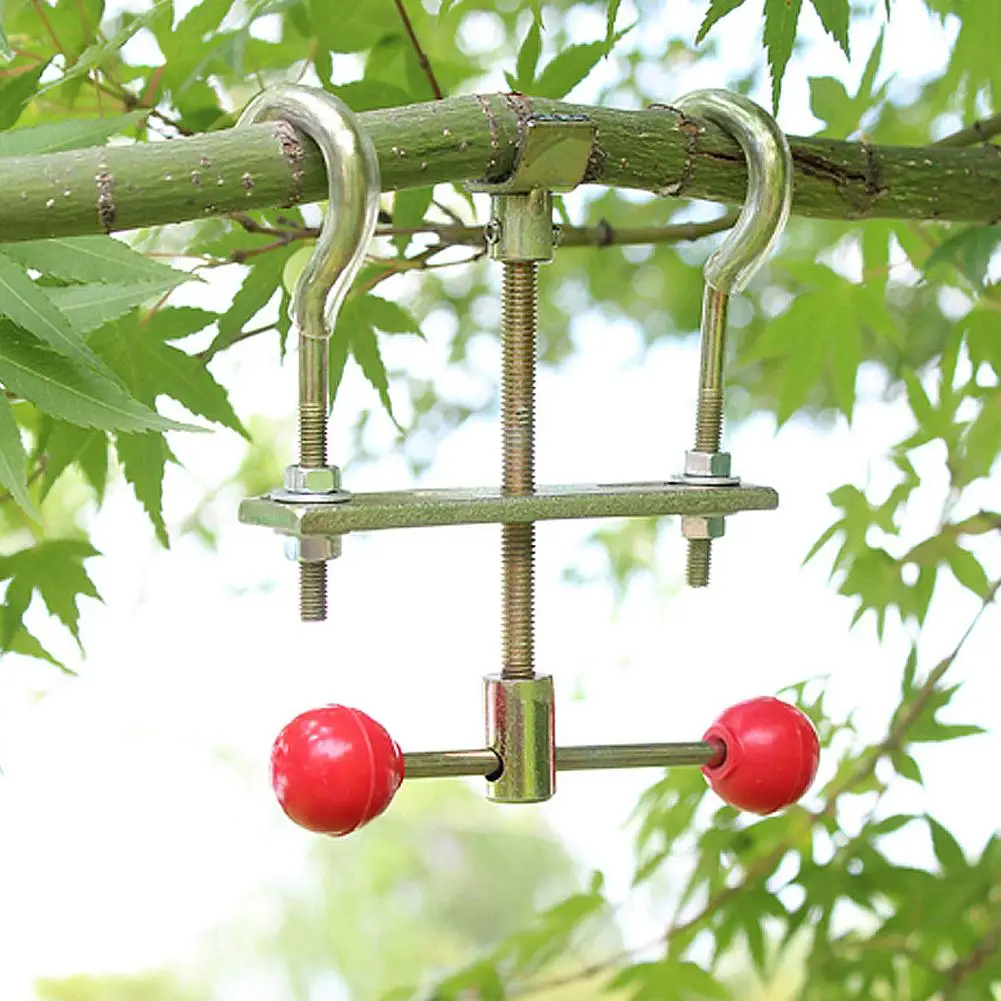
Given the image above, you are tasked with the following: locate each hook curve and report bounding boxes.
[674,89,792,295]
[238,83,380,343]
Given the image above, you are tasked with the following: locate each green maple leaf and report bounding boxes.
[89,313,247,435]
[116,431,176,547]
[88,311,245,542]
[808,0,850,57]
[696,0,748,44]
[0,540,101,655]
[36,418,110,501]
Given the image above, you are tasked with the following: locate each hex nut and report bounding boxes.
[284,535,342,562]
[284,464,342,495]
[681,515,726,540]
[684,451,733,478]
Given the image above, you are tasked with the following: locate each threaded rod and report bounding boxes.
[686,539,712,588]
[297,335,329,621]
[299,563,327,621]
[501,261,538,680]
[686,287,731,587]
[299,402,328,468]
[694,388,724,453]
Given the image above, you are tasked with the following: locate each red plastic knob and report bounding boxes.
[701,697,819,815]
[271,705,405,836]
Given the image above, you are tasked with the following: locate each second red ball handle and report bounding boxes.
[403,741,723,779]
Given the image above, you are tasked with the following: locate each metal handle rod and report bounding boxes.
[558,741,721,771]
[403,740,723,779]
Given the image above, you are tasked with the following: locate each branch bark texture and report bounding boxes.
[1,92,1000,244]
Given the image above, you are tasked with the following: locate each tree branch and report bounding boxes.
[208,212,738,264]
[2,95,1001,244]
[935,112,1001,148]
[394,0,443,100]
[376,212,738,249]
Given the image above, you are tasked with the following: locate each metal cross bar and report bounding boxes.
[402,740,722,780]
[240,482,778,537]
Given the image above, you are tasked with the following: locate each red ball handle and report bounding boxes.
[701,696,820,815]
[271,705,405,836]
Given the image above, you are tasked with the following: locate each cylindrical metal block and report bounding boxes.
[489,191,554,262]
[484,673,555,803]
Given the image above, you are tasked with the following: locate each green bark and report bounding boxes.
[1,93,998,245]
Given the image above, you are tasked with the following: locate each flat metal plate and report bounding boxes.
[239,481,778,537]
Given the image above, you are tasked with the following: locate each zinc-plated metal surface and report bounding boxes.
[693,285,730,457]
[401,740,721,779]
[467,116,595,194]
[238,84,380,621]
[557,742,719,771]
[238,482,779,536]
[404,748,502,779]
[674,89,792,296]
[489,190,555,261]
[485,674,556,802]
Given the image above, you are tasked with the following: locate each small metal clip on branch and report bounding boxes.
[237,84,380,622]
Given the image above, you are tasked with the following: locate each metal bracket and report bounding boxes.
[467,115,595,194]
[239,481,778,539]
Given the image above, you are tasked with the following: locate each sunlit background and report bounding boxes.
[1,1,998,999]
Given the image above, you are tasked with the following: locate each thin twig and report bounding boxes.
[393,0,443,99]
[74,0,93,38]
[230,237,296,263]
[373,214,737,249]
[935,112,1001,148]
[226,211,736,256]
[11,47,47,63]
[0,64,47,79]
[940,916,1001,999]
[0,458,49,506]
[196,322,275,362]
[139,66,164,110]
[431,197,467,225]
[31,0,65,53]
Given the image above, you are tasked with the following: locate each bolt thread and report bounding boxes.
[298,402,328,621]
[694,387,724,454]
[502,263,537,494]
[501,261,538,680]
[686,539,712,588]
[300,562,327,621]
[299,402,327,468]
[502,523,535,677]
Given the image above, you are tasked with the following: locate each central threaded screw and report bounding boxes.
[501,261,538,680]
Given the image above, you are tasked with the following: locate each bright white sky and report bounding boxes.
[0,1,998,998]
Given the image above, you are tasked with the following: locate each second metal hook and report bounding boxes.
[237,83,381,621]
[675,88,792,294]
[670,89,793,587]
